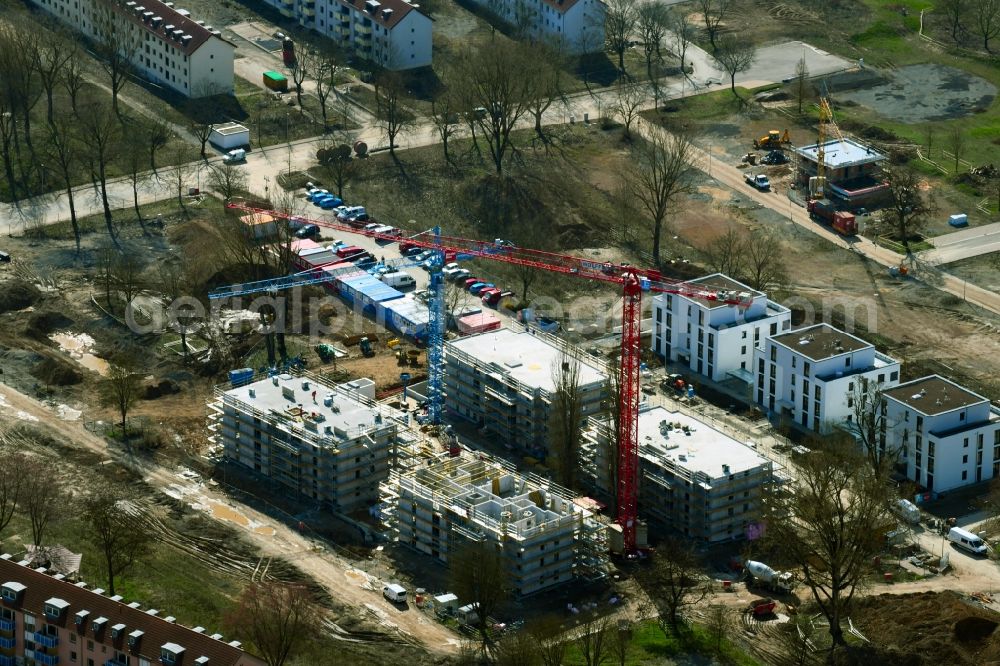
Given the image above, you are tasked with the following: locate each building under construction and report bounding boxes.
[209,372,402,512]
[380,452,609,596]
[580,405,773,543]
[793,137,889,207]
[444,327,608,456]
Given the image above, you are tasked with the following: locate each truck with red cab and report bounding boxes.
[807,199,857,236]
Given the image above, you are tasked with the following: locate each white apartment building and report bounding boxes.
[883,375,1000,493]
[470,0,605,53]
[208,373,399,512]
[651,274,791,386]
[444,327,608,456]
[32,0,235,97]
[381,452,608,596]
[580,405,773,543]
[754,323,900,434]
[267,0,432,70]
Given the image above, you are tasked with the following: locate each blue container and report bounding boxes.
[229,368,255,387]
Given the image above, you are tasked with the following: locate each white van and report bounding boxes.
[381,272,416,289]
[382,584,407,603]
[948,526,988,555]
[223,148,246,164]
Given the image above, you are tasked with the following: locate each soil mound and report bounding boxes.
[141,378,180,400]
[0,282,41,314]
[30,354,83,386]
[954,615,997,642]
[24,311,74,340]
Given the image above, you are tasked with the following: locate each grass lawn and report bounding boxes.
[563,620,761,666]
[24,197,217,242]
[642,87,756,130]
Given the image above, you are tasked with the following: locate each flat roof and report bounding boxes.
[637,406,769,479]
[771,323,871,361]
[222,374,388,443]
[211,122,248,135]
[793,138,886,169]
[447,328,606,393]
[884,375,986,416]
[680,273,762,310]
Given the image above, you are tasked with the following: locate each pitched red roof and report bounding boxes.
[113,0,226,56]
[0,555,263,666]
[339,0,419,30]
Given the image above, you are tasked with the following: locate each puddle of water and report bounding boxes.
[49,332,110,377]
[208,500,250,528]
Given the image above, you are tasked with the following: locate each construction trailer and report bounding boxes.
[380,452,609,596]
[209,122,250,149]
[580,404,774,543]
[208,372,403,512]
[444,327,609,456]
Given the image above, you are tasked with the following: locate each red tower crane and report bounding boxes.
[224,202,752,554]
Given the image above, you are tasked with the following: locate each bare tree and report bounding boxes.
[166,145,193,212]
[705,605,728,658]
[843,379,897,477]
[878,164,934,252]
[373,71,412,156]
[314,48,340,128]
[741,228,787,291]
[450,539,511,660]
[638,539,710,635]
[696,0,733,51]
[158,258,199,358]
[670,12,696,77]
[84,482,152,595]
[207,161,249,201]
[451,37,534,176]
[612,82,645,140]
[575,614,611,666]
[972,0,1000,51]
[62,46,87,116]
[191,120,214,158]
[550,351,583,488]
[146,118,172,172]
[21,468,63,547]
[527,616,567,666]
[609,620,631,666]
[763,447,893,647]
[91,0,141,116]
[637,3,668,103]
[628,129,697,264]
[702,226,746,278]
[290,48,312,108]
[430,90,460,165]
[37,35,74,125]
[122,132,151,234]
[946,124,966,173]
[0,434,26,544]
[494,630,540,666]
[102,355,142,437]
[604,0,638,78]
[77,101,122,245]
[524,47,564,144]
[45,116,83,255]
[317,143,356,198]
[794,55,811,115]
[0,95,19,202]
[224,583,319,666]
[943,0,969,42]
[113,252,145,307]
[714,32,756,105]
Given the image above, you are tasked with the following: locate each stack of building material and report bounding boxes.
[456,310,501,335]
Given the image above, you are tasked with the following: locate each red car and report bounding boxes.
[483,289,514,306]
[463,277,481,289]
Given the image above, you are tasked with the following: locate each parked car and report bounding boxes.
[295,224,320,239]
[337,206,365,222]
[222,148,246,164]
[449,269,471,282]
[0,250,10,263]
[364,222,381,231]
[348,211,370,225]
[402,246,424,258]
[336,245,364,258]
[483,289,514,306]
[413,250,433,263]
[470,282,495,295]
[381,272,416,289]
[306,189,329,202]
[318,196,344,209]
[463,277,481,289]
[287,216,308,231]
[478,287,501,300]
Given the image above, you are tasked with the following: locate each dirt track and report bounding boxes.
[0,382,462,655]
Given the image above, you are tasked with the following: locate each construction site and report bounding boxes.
[380,452,609,597]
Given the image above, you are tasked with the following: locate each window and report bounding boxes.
[769,347,776,361]
[963,455,969,464]
[742,345,746,354]
[845,357,851,367]
[960,412,966,421]
[792,357,797,368]
[804,361,810,377]
[963,470,968,480]
[770,322,777,335]
[965,438,969,448]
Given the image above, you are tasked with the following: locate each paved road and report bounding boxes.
[920,221,1000,265]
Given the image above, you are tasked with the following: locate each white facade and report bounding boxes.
[269,0,433,70]
[31,0,235,97]
[883,375,1000,493]
[754,323,900,434]
[471,0,605,53]
[651,274,791,385]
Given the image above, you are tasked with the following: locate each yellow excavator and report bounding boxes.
[753,129,791,150]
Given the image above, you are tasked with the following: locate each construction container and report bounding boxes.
[339,274,404,313]
[263,71,288,92]
[228,368,255,387]
[456,310,501,335]
[208,122,250,150]
[380,295,430,341]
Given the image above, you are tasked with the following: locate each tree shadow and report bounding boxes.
[573,52,620,88]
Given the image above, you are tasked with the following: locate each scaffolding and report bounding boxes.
[380,451,609,595]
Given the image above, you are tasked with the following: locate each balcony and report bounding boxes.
[0,655,13,666]
[35,653,59,666]
[0,618,12,631]
[33,633,59,648]
[106,659,129,666]
[0,636,13,649]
